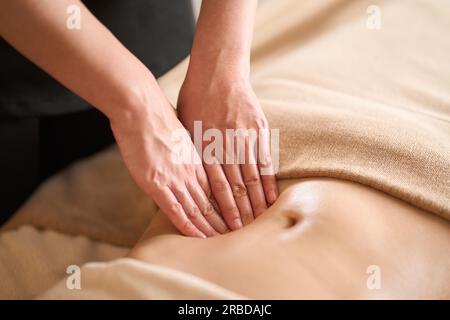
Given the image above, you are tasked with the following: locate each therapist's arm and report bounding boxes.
[178,0,279,228]
[0,0,228,237]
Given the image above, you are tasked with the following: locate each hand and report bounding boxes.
[177,72,279,229]
[110,88,228,238]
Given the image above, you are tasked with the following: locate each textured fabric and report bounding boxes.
[0,0,449,299]
[0,226,126,299]
[161,0,450,220]
[3,146,159,247]
[252,0,450,220]
[0,227,242,299]
[39,258,245,300]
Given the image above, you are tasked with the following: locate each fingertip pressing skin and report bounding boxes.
[230,217,244,230]
[258,153,278,205]
[184,221,207,239]
[262,175,278,205]
[222,205,243,231]
[156,187,207,239]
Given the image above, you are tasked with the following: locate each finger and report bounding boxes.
[171,185,218,237]
[195,167,222,213]
[204,161,243,230]
[222,163,254,225]
[242,139,267,217]
[154,187,206,238]
[258,133,278,205]
[187,179,228,234]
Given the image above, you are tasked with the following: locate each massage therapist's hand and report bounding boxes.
[0,0,229,238]
[176,0,278,230]
[110,88,228,238]
[178,0,278,230]
[178,69,278,229]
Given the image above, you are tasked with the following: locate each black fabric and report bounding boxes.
[38,109,115,181]
[0,118,39,224]
[0,0,195,223]
[0,109,115,225]
[0,0,195,120]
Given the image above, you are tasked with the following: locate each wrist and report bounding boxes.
[185,54,250,91]
[105,73,165,125]
[110,80,178,143]
[189,44,250,79]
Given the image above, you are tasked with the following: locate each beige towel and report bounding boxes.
[38,258,245,300]
[0,226,243,299]
[1,0,449,299]
[161,0,450,220]
[2,147,158,247]
[0,226,126,299]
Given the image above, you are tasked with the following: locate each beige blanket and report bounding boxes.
[1,0,449,299]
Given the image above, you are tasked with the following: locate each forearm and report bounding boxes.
[189,0,258,79]
[0,0,159,121]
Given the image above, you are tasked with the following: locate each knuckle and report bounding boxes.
[168,202,183,216]
[254,117,268,130]
[145,168,167,190]
[231,183,248,198]
[186,165,198,176]
[170,186,185,198]
[244,175,260,187]
[147,168,162,182]
[211,180,230,193]
[186,206,201,218]
[259,156,272,168]
[202,202,216,217]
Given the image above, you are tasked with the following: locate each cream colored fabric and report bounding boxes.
[0,226,126,299]
[38,258,245,300]
[2,146,158,247]
[0,0,449,299]
[0,226,242,299]
[161,0,450,219]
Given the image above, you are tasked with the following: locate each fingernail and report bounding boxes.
[231,218,243,230]
[196,231,207,239]
[268,190,277,204]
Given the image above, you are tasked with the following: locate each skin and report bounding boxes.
[0,0,277,237]
[128,178,450,299]
[180,0,278,229]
